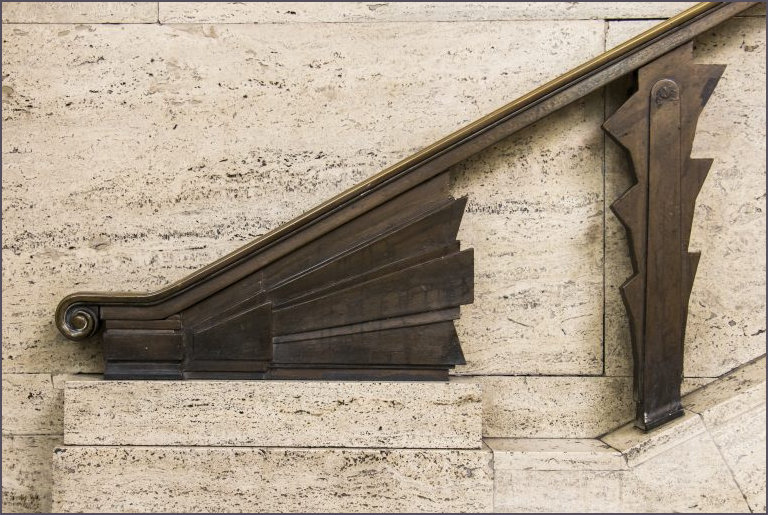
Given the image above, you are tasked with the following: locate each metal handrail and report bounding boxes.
[56,1,756,340]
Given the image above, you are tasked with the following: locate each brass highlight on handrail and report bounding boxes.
[56,1,751,338]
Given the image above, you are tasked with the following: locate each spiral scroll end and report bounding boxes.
[57,304,100,341]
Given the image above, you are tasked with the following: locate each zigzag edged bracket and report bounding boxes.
[603,42,725,430]
[60,172,472,381]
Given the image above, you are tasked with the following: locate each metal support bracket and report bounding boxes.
[603,41,725,430]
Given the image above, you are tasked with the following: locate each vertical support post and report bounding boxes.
[603,42,725,430]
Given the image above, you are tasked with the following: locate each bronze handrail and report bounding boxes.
[56,1,756,339]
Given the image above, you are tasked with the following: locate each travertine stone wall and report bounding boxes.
[451,96,605,376]
[2,2,765,512]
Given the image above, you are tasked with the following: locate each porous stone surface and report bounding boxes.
[2,374,61,434]
[491,429,755,513]
[603,358,766,512]
[52,446,494,513]
[1,373,100,436]
[495,469,624,512]
[2,3,766,513]
[63,380,482,449]
[1,2,158,23]
[685,357,767,512]
[487,437,625,471]
[621,431,750,513]
[2,435,61,513]
[465,375,633,438]
[601,410,706,467]
[490,438,625,512]
[603,17,767,377]
[473,367,712,436]
[0,374,98,514]
[685,356,766,426]
[492,431,753,514]
[708,404,767,513]
[451,94,604,375]
[491,358,766,513]
[159,2,700,24]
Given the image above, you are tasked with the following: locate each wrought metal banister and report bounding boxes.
[56,2,757,428]
[56,2,750,338]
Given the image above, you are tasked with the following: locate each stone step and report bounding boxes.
[63,380,482,449]
[52,446,493,513]
[489,356,766,513]
[53,359,764,513]
[488,438,627,512]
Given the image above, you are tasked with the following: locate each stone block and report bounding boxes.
[1,374,60,434]
[621,432,750,512]
[490,438,625,512]
[494,429,758,513]
[2,435,61,513]
[604,17,766,376]
[685,356,766,427]
[159,2,700,24]
[489,365,767,513]
[487,437,626,471]
[601,410,706,467]
[685,356,767,512]
[63,380,482,449]
[495,469,623,513]
[1,2,157,23]
[52,446,494,513]
[596,359,766,512]
[465,375,633,438]
[1,373,100,436]
[708,405,767,513]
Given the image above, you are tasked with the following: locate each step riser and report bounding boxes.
[52,446,493,513]
[64,380,482,449]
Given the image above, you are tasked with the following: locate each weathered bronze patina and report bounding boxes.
[56,2,755,418]
[604,42,725,430]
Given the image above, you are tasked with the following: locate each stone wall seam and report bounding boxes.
[702,416,755,510]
